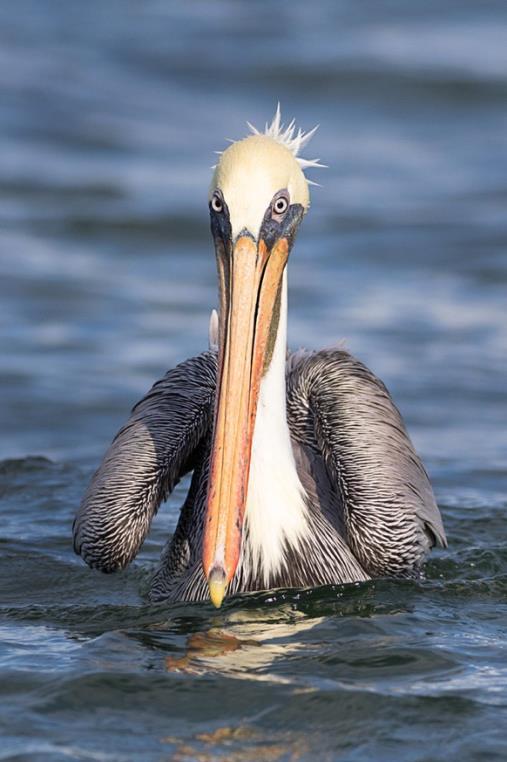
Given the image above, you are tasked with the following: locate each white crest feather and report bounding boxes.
[246,103,326,175]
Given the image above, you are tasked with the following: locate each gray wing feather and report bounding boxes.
[287,349,446,578]
[73,351,217,573]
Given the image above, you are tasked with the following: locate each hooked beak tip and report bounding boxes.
[208,566,228,608]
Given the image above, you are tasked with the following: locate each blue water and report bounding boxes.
[1,2,507,760]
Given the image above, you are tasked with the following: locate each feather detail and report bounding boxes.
[246,103,326,173]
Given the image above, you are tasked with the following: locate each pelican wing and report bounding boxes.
[287,349,447,578]
[73,351,217,573]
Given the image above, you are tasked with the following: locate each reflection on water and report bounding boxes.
[1,0,507,759]
[163,610,320,682]
[165,629,259,675]
[161,721,310,762]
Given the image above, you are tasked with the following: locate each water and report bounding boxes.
[1,1,507,759]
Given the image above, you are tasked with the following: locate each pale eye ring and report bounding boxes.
[273,195,289,216]
[211,193,223,213]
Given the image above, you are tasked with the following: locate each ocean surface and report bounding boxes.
[1,1,507,760]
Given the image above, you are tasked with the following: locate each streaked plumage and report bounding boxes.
[74,108,447,606]
[74,347,446,602]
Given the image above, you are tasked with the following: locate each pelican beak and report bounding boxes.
[202,232,290,607]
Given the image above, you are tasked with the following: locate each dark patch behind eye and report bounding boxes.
[260,203,305,250]
[209,191,232,243]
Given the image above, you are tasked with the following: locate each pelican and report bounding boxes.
[73,107,447,608]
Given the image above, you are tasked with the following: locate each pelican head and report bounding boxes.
[202,108,322,607]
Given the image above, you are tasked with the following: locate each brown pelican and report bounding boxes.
[73,107,447,608]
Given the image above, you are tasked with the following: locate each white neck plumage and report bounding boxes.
[244,269,309,586]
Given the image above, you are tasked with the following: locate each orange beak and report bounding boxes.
[202,233,290,607]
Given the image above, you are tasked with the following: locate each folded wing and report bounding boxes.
[73,351,217,572]
[287,349,446,578]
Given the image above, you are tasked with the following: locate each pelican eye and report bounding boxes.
[211,193,223,213]
[272,193,290,220]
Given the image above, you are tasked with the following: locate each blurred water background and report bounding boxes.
[1,1,507,760]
